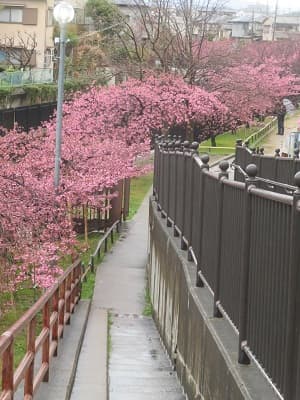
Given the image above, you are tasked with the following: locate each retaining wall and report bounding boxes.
[148,197,281,400]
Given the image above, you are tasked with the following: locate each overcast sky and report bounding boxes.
[227,0,300,12]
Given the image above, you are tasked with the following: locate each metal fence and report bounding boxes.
[0,68,53,86]
[72,179,130,234]
[0,102,57,132]
[235,144,300,188]
[153,137,300,400]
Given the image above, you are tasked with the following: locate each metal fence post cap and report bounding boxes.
[175,140,182,150]
[200,154,210,165]
[244,140,249,148]
[183,140,190,149]
[191,141,199,152]
[219,160,229,172]
[294,149,299,159]
[236,139,243,147]
[250,148,256,154]
[294,171,300,189]
[259,148,264,155]
[169,140,175,150]
[275,148,281,157]
[245,164,258,178]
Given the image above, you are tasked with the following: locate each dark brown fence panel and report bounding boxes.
[190,159,203,265]
[0,108,14,130]
[246,192,291,396]
[183,155,193,243]
[200,173,219,292]
[110,182,123,224]
[276,157,296,188]
[153,142,159,197]
[168,152,177,222]
[260,156,276,181]
[161,151,169,212]
[175,154,185,233]
[219,181,244,329]
[157,150,164,208]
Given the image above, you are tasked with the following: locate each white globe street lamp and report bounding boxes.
[53,2,74,190]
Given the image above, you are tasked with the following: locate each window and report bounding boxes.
[47,8,53,26]
[0,7,23,23]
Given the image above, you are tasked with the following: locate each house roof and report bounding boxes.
[264,16,300,26]
[230,14,267,24]
[112,0,147,6]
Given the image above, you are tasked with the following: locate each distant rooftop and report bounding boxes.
[112,0,147,6]
[230,14,267,24]
[264,16,300,25]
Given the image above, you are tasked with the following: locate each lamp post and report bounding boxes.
[53,1,74,189]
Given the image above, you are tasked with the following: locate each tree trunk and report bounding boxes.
[211,135,217,147]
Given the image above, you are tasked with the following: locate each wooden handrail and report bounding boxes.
[0,259,83,399]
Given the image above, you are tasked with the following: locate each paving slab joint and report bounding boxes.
[66,299,92,400]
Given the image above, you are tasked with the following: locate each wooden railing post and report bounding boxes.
[52,289,59,356]
[24,317,36,396]
[59,281,65,337]
[2,334,14,399]
[66,275,71,325]
[42,302,50,382]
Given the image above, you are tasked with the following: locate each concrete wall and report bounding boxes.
[148,198,281,400]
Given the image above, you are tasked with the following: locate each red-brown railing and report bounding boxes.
[0,259,82,400]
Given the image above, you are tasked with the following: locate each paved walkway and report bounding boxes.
[262,110,300,155]
[70,192,185,400]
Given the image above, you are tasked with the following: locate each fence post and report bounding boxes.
[24,317,36,396]
[52,288,59,356]
[181,140,190,250]
[238,163,258,364]
[2,334,14,397]
[42,302,50,382]
[166,141,173,226]
[213,161,229,318]
[187,142,199,261]
[173,140,182,237]
[196,154,210,288]
[283,172,300,400]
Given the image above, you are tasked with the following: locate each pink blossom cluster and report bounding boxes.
[0,74,228,291]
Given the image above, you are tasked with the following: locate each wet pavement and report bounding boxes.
[109,314,185,400]
[70,191,185,400]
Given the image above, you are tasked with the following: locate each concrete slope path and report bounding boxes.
[70,191,185,400]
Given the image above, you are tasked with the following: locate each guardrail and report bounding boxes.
[153,136,300,400]
[0,259,82,400]
[81,220,121,282]
[235,144,300,188]
[199,118,277,154]
[0,69,53,87]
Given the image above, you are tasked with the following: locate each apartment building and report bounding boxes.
[0,0,55,69]
[263,16,300,41]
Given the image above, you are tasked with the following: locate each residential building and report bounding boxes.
[229,13,267,40]
[0,0,55,69]
[263,16,300,40]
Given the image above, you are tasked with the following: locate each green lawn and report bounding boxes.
[199,121,271,155]
[127,172,153,219]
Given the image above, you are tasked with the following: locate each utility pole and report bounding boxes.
[272,0,279,41]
